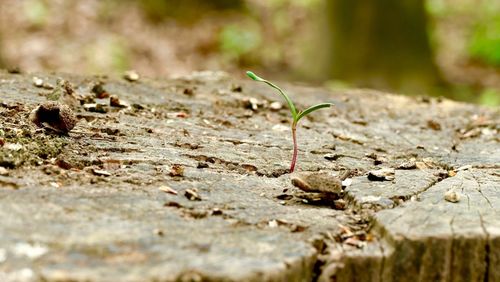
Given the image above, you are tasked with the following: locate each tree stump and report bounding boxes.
[0,71,498,281]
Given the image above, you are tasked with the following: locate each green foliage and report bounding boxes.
[24,0,49,27]
[220,26,261,60]
[478,88,500,107]
[469,14,500,66]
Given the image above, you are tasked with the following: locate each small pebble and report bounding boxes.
[231,84,242,92]
[91,83,109,98]
[444,190,460,203]
[324,153,342,161]
[123,70,140,82]
[185,188,201,201]
[169,164,185,177]
[242,97,259,111]
[109,95,129,108]
[367,168,395,181]
[92,169,111,177]
[334,199,347,210]
[183,88,194,95]
[268,220,278,228]
[269,101,282,111]
[0,167,8,176]
[159,186,178,195]
[398,160,417,170]
[211,208,223,216]
[83,103,108,113]
[32,77,44,87]
[291,171,343,195]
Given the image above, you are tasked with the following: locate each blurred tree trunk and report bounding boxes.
[326,0,443,94]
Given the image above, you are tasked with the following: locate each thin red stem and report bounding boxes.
[290,121,298,173]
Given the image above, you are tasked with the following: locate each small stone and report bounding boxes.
[291,171,343,195]
[30,102,78,134]
[184,188,201,201]
[91,83,109,98]
[197,162,209,169]
[365,152,386,165]
[41,82,54,90]
[154,229,164,236]
[398,160,417,170]
[92,169,111,177]
[167,112,189,118]
[169,164,184,177]
[344,237,366,248]
[242,97,259,111]
[132,103,145,110]
[33,77,44,87]
[159,186,178,195]
[211,208,223,216]
[276,194,293,200]
[268,220,278,228]
[427,120,442,131]
[183,88,195,95]
[123,70,140,82]
[269,101,283,111]
[444,190,460,203]
[109,95,129,108]
[334,199,347,210]
[83,103,108,113]
[0,167,8,176]
[324,153,342,161]
[231,84,242,92]
[367,168,395,181]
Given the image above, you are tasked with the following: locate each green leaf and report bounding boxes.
[246,71,263,81]
[295,103,333,122]
[245,71,298,118]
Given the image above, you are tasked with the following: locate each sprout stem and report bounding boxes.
[290,121,298,173]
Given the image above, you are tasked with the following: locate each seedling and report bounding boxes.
[246,71,333,172]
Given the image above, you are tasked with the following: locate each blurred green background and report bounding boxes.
[0,0,499,106]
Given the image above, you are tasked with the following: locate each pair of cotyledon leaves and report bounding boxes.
[246,71,333,123]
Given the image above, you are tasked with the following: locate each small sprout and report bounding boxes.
[246,71,333,172]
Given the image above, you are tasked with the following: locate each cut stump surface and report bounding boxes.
[0,71,498,282]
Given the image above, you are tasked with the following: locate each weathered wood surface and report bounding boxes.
[0,70,498,282]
